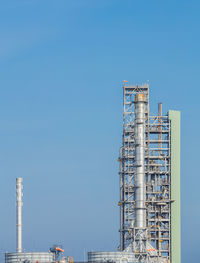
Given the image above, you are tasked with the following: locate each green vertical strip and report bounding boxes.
[168,110,181,263]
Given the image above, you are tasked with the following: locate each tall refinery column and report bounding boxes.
[16,178,23,253]
[134,94,146,228]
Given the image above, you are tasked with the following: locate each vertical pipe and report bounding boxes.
[134,94,146,228]
[158,103,162,117]
[158,103,162,155]
[16,178,23,253]
[120,86,125,251]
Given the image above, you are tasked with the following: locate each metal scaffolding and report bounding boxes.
[118,83,171,263]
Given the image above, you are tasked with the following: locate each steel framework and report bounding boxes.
[118,83,171,262]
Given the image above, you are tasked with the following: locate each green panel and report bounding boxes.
[168,110,181,263]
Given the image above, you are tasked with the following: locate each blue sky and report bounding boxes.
[0,1,199,262]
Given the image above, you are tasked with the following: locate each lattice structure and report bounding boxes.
[118,83,171,262]
[147,114,170,260]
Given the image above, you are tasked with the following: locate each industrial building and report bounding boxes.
[5,82,181,263]
[88,83,181,263]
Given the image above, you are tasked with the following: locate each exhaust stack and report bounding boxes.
[134,94,146,228]
[16,178,23,253]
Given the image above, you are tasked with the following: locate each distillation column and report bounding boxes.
[16,177,23,253]
[134,94,146,229]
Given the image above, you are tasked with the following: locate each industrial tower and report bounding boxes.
[118,83,181,263]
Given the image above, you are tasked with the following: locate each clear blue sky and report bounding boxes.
[0,1,199,262]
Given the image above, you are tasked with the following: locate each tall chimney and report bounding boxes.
[16,178,23,253]
[134,94,146,228]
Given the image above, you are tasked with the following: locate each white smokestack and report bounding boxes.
[134,94,146,228]
[16,178,23,253]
